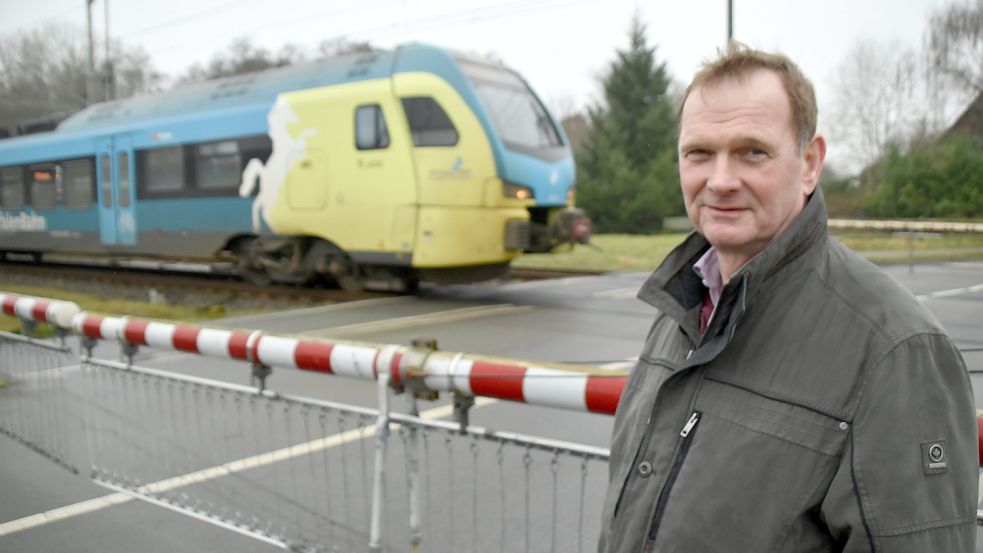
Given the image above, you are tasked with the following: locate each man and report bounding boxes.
[598,43,977,552]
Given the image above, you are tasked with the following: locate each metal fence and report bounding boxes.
[0,327,609,552]
[0,332,79,475]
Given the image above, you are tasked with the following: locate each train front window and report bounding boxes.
[28,164,56,210]
[0,167,25,210]
[457,59,562,153]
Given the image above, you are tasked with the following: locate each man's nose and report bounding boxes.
[706,158,740,193]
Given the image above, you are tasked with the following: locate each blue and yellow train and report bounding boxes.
[0,44,589,290]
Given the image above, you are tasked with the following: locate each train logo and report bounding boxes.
[238,96,318,233]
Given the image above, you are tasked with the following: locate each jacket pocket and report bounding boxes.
[608,356,677,520]
[649,378,849,552]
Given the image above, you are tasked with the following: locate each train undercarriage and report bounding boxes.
[228,236,420,292]
[227,207,591,293]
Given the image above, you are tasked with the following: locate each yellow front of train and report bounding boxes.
[255,45,586,287]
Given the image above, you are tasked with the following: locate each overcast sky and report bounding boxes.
[0,0,959,171]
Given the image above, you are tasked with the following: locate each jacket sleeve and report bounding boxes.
[821,331,978,552]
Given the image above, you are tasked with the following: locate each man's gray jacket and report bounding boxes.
[598,191,977,552]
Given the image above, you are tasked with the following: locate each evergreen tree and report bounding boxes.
[576,15,682,233]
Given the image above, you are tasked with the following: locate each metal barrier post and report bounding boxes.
[447,352,474,434]
[405,394,423,553]
[244,330,272,392]
[18,316,36,338]
[368,368,391,552]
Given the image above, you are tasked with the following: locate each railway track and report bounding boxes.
[0,258,381,312]
[0,256,599,313]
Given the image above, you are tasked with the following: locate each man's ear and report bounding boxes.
[802,134,826,195]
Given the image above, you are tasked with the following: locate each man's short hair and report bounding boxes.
[678,42,818,152]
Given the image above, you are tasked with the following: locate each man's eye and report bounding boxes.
[745,148,767,159]
[686,149,710,160]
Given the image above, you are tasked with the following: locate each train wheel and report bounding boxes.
[306,240,364,292]
[233,239,273,287]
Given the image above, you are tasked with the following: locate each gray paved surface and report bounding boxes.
[2,262,983,551]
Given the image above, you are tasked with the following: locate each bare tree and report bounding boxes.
[548,94,581,121]
[826,38,932,173]
[176,36,377,84]
[0,22,161,132]
[316,37,376,58]
[177,37,308,83]
[927,0,983,96]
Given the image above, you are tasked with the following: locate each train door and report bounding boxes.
[96,136,137,245]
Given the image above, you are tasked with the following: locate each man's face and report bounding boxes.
[678,70,824,269]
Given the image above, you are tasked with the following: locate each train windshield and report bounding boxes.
[457,59,564,157]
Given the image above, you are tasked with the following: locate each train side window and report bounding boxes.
[0,166,25,210]
[401,97,459,147]
[28,164,57,210]
[355,105,390,150]
[62,159,95,210]
[139,146,185,195]
[118,152,130,207]
[195,140,241,190]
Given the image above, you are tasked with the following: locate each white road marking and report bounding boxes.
[501,276,588,290]
[600,357,637,371]
[916,283,983,301]
[306,304,535,338]
[11,363,81,379]
[591,286,640,299]
[217,296,415,324]
[947,261,983,270]
[0,397,496,537]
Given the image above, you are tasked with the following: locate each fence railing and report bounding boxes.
[828,218,983,233]
[0,292,618,551]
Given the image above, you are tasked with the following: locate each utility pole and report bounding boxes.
[103,0,114,100]
[727,0,734,43]
[85,0,96,104]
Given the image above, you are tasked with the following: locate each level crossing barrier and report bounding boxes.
[0,292,618,552]
[2,291,983,551]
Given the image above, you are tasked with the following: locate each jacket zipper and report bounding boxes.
[647,410,702,543]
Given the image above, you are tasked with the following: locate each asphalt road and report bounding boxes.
[2,262,983,552]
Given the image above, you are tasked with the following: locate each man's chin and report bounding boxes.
[699,226,751,249]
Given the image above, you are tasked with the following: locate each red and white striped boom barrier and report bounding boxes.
[0,292,626,416]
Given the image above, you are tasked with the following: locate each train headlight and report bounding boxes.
[503,181,534,200]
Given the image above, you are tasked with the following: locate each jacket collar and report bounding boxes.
[638,188,829,352]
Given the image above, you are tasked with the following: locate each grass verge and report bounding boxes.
[3,230,983,332]
[0,283,255,334]
[513,230,983,273]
